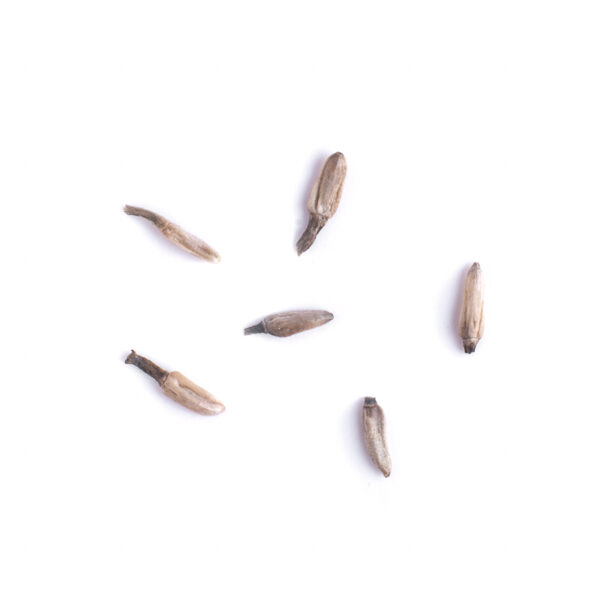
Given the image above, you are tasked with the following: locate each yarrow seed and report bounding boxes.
[362,397,391,478]
[458,262,485,354]
[296,152,347,255]
[124,205,220,263]
[244,310,334,337]
[125,350,225,415]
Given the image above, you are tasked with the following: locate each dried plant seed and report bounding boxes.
[244,310,334,337]
[124,205,220,263]
[296,152,347,255]
[458,262,485,353]
[125,350,225,415]
[362,397,391,478]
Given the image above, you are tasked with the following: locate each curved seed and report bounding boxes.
[244,310,334,337]
[125,350,225,415]
[296,152,347,255]
[458,262,484,353]
[124,205,220,263]
[362,397,391,477]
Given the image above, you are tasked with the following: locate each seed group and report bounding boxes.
[124,152,485,478]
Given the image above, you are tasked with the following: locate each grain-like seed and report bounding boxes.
[296,152,347,255]
[125,350,225,415]
[244,309,334,337]
[458,262,485,353]
[124,205,220,263]
[362,397,391,478]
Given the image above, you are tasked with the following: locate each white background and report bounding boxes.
[1,1,599,598]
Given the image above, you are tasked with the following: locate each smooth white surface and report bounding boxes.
[1,1,599,598]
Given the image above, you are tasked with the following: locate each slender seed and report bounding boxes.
[124,205,220,263]
[125,350,225,415]
[362,397,391,478]
[244,310,334,337]
[296,152,347,255]
[458,262,485,353]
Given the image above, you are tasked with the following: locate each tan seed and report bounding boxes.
[124,205,220,263]
[296,152,347,255]
[362,397,391,478]
[458,262,485,353]
[125,350,225,415]
[244,309,334,337]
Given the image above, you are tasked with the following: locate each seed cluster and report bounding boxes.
[124,152,484,478]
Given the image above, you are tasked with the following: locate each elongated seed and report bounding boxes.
[125,350,225,415]
[244,309,334,337]
[296,152,347,255]
[124,205,220,263]
[362,397,391,478]
[458,262,484,353]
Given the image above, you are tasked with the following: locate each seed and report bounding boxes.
[362,397,391,478]
[124,205,220,263]
[125,350,225,415]
[296,152,347,255]
[244,310,334,337]
[458,262,485,353]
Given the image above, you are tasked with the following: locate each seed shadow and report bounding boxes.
[293,153,328,250]
[448,264,472,353]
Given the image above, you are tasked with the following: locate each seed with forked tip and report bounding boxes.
[124,205,220,263]
[458,262,484,353]
[296,152,347,255]
[125,350,225,415]
[244,310,334,337]
[362,397,391,477]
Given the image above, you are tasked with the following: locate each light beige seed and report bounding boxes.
[244,309,334,337]
[125,350,225,415]
[362,397,391,478]
[296,152,347,255]
[124,205,220,263]
[458,262,485,353]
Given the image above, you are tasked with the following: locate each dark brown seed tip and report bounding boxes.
[364,397,377,406]
[125,349,137,364]
[296,215,326,255]
[124,349,168,385]
[244,322,266,335]
[123,205,165,227]
[463,341,478,354]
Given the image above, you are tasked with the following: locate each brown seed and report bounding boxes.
[124,205,220,263]
[244,310,334,337]
[458,262,485,353]
[125,350,225,415]
[296,152,347,255]
[362,397,391,478]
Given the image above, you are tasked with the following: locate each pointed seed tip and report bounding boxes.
[244,323,264,335]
